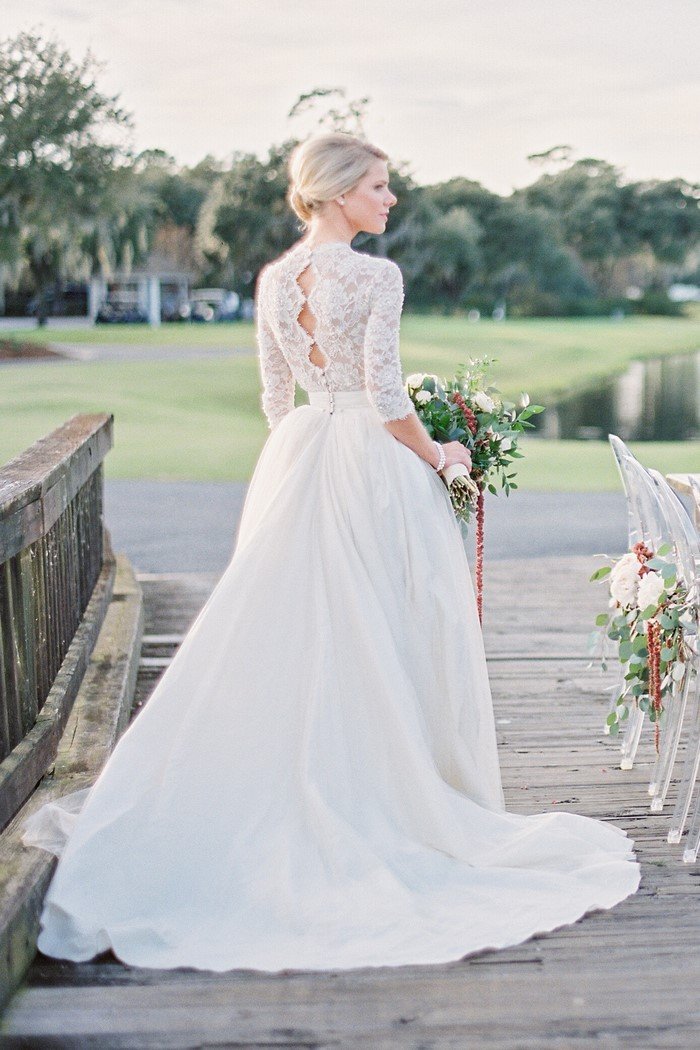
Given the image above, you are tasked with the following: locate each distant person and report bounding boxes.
[22,132,640,972]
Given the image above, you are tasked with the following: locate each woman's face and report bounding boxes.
[342,158,397,235]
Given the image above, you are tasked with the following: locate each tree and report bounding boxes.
[0,30,132,322]
[287,87,371,137]
[634,178,700,264]
[518,156,700,296]
[400,205,483,309]
[211,141,300,296]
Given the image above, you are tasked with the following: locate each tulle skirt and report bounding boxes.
[21,388,640,971]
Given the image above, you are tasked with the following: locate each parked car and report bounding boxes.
[95,294,148,324]
[186,289,241,323]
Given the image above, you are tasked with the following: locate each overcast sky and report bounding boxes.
[2,0,697,194]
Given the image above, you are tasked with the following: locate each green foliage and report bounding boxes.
[403,357,544,523]
[0,30,133,315]
[590,545,697,740]
[2,47,698,318]
[212,141,301,296]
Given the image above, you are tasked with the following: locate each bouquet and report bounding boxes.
[405,357,543,525]
[590,542,697,751]
[405,357,543,622]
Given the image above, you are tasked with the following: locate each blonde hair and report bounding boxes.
[287,132,389,226]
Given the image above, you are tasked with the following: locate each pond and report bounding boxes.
[532,350,700,441]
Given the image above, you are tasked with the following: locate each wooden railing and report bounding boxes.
[0,414,115,830]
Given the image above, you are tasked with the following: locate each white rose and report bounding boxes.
[610,552,639,585]
[415,390,433,405]
[406,373,424,390]
[473,391,495,413]
[609,553,641,608]
[610,574,639,608]
[637,570,665,611]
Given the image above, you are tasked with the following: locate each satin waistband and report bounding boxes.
[307,389,372,412]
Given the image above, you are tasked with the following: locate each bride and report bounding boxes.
[21,132,641,972]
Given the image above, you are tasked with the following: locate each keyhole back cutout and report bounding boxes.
[295,264,328,371]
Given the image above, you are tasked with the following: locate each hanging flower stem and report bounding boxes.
[476,486,485,624]
[646,618,662,753]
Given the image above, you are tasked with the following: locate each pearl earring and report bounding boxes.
[339,198,345,206]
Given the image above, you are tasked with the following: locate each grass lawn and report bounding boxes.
[1,308,698,489]
[2,323,255,347]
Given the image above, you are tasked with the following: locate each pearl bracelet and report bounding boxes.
[433,441,446,472]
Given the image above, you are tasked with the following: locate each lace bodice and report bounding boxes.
[255,239,417,430]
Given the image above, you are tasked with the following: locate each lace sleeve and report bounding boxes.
[363,261,416,424]
[256,269,295,431]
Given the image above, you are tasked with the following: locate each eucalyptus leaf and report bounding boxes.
[672,662,687,682]
[618,640,633,662]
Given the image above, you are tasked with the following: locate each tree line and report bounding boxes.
[1,32,698,321]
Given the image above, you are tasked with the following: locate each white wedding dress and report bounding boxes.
[20,239,641,972]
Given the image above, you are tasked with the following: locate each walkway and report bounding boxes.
[104,482,632,573]
[2,556,697,1047]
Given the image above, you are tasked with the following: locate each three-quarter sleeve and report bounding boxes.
[363,261,416,424]
[256,269,295,431]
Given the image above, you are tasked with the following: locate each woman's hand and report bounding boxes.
[440,441,472,474]
[382,413,472,473]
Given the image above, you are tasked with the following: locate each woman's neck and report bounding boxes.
[304,219,356,248]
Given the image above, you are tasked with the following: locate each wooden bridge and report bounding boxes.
[0,420,698,1048]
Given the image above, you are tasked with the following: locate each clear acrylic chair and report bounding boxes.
[673,668,700,859]
[690,475,700,530]
[646,472,699,852]
[680,476,700,860]
[682,720,700,860]
[607,436,671,769]
[644,469,699,818]
[606,435,644,752]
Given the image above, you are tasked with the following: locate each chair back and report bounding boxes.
[647,468,699,604]
[608,435,670,550]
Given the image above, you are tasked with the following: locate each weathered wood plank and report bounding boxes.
[0,548,116,833]
[2,556,698,1048]
[0,420,112,820]
[0,555,144,1014]
[0,415,112,561]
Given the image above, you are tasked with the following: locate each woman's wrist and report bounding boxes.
[432,441,446,472]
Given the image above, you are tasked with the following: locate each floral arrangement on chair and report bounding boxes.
[405,357,543,621]
[590,542,697,751]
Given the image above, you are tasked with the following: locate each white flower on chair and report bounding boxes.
[609,552,640,608]
[637,570,665,611]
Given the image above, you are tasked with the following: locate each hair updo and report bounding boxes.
[287,132,389,227]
